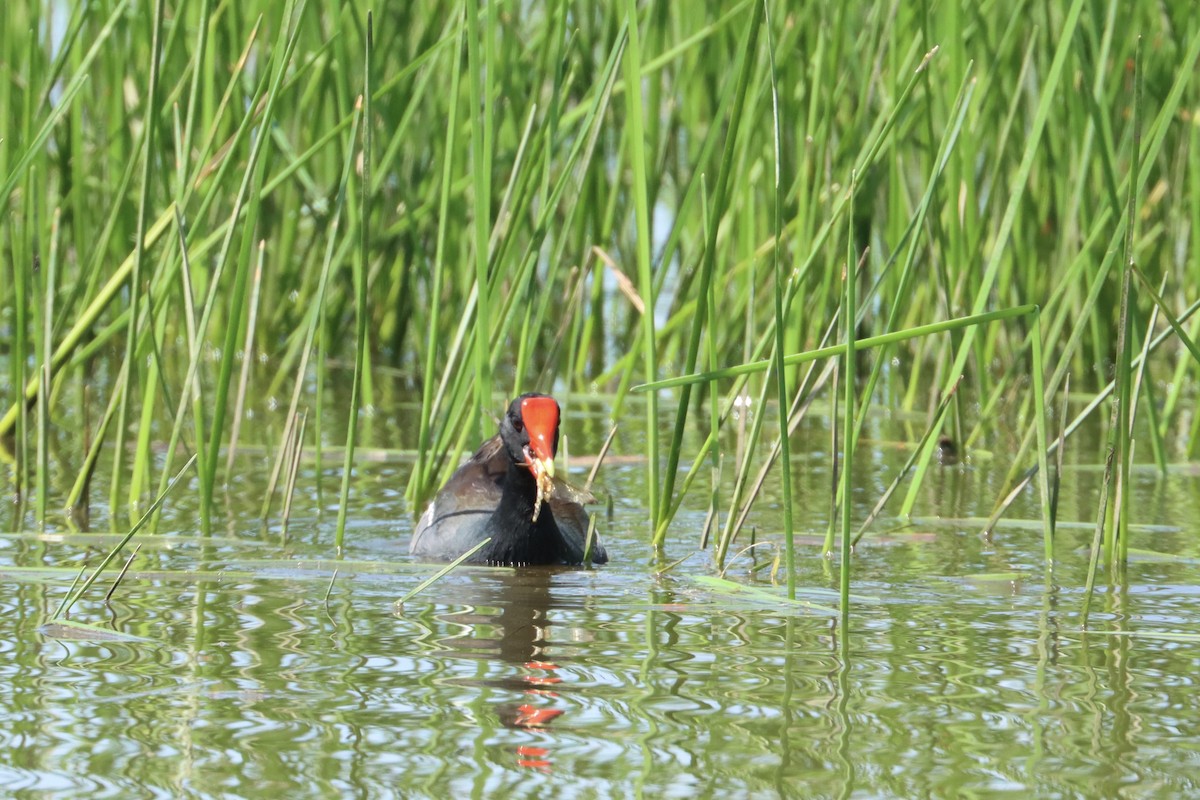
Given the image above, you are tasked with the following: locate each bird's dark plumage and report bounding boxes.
[410,394,608,566]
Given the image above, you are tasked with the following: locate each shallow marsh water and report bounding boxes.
[2,396,1199,798]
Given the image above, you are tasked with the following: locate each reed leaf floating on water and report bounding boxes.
[53,454,196,620]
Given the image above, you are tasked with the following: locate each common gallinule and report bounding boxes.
[410,393,608,566]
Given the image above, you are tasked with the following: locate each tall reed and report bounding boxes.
[0,3,1197,596]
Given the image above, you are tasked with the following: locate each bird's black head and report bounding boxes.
[499,393,560,479]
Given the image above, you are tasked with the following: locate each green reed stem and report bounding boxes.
[261,106,361,524]
[839,172,857,620]
[853,380,960,545]
[466,0,492,443]
[761,0,794,597]
[335,14,373,552]
[1130,268,1200,367]
[655,1,762,548]
[1030,310,1052,566]
[984,298,1200,534]
[0,3,128,204]
[1114,37,1143,565]
[226,245,266,476]
[636,306,1037,392]
[623,0,660,532]
[414,13,466,498]
[905,0,1085,505]
[109,0,167,525]
[36,210,59,527]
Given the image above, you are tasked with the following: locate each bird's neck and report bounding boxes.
[498,460,539,519]
[482,460,557,565]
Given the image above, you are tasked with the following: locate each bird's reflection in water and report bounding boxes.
[432,568,585,772]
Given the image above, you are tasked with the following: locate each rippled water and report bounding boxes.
[2,399,1199,798]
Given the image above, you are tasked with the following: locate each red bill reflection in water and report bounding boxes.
[516,745,553,771]
[500,660,568,771]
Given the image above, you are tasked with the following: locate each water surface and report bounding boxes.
[2,398,1199,798]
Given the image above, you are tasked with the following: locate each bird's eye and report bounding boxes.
[512,416,523,432]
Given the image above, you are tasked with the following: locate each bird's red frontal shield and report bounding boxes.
[520,396,559,468]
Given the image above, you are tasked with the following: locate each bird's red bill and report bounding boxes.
[521,397,558,522]
[520,396,559,462]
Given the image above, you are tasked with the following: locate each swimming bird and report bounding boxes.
[410,393,608,566]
